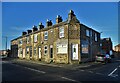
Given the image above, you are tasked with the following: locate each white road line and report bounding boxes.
[108,68,118,76]
[24,67,46,74]
[96,73,104,75]
[88,71,93,73]
[109,74,118,78]
[61,77,77,82]
[9,63,46,74]
[80,70,85,72]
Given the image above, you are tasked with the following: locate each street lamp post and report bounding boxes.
[100,32,103,53]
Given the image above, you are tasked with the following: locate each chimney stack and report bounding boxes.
[22,31,27,36]
[39,22,44,30]
[68,10,75,21]
[46,19,52,27]
[27,30,32,34]
[56,15,63,24]
[32,25,38,32]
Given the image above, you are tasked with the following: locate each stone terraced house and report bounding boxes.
[11,10,100,64]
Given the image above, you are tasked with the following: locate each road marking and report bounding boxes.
[9,62,46,74]
[24,67,46,74]
[80,70,85,72]
[88,71,93,73]
[108,68,118,77]
[96,73,104,75]
[61,77,77,82]
[109,74,118,78]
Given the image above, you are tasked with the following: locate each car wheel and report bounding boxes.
[105,60,108,64]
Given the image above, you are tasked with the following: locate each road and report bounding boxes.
[1,58,120,83]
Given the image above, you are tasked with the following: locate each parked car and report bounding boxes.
[0,55,7,59]
[95,53,111,63]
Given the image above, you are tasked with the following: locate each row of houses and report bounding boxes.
[11,10,102,64]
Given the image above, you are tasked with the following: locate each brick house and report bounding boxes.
[100,38,113,54]
[11,10,100,64]
[11,39,18,58]
[114,44,120,52]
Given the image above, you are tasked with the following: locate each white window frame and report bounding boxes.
[59,27,64,38]
[34,34,38,42]
[27,37,29,44]
[57,44,67,54]
[82,44,89,54]
[81,40,89,54]
[34,47,37,55]
[44,31,48,40]
[44,45,48,55]
[19,48,22,55]
[19,39,22,45]
[26,47,29,54]
[95,33,97,41]
[86,29,90,37]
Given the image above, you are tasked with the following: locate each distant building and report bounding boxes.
[11,10,100,64]
[11,39,18,58]
[0,50,7,55]
[100,38,113,54]
[114,44,120,52]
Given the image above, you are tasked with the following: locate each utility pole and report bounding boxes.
[5,36,7,51]
[3,36,7,55]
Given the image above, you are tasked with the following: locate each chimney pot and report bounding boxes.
[39,22,44,30]
[22,31,27,36]
[46,19,52,27]
[56,15,62,24]
[32,25,38,32]
[27,30,32,34]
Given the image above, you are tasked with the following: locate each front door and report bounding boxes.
[30,46,32,58]
[50,45,53,58]
[23,49,25,58]
[38,47,41,59]
[72,44,78,60]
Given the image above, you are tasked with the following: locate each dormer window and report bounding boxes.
[59,27,64,38]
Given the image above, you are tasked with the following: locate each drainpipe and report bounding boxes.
[90,29,92,61]
[68,23,70,64]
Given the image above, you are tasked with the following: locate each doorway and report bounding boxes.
[30,46,32,58]
[23,49,25,59]
[38,47,41,59]
[50,45,53,58]
[72,44,78,60]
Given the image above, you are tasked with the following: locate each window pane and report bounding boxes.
[86,29,89,36]
[44,31,48,40]
[34,34,37,42]
[57,44,67,53]
[95,33,97,41]
[74,48,76,52]
[59,27,64,38]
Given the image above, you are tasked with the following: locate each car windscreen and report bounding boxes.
[96,55,105,57]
